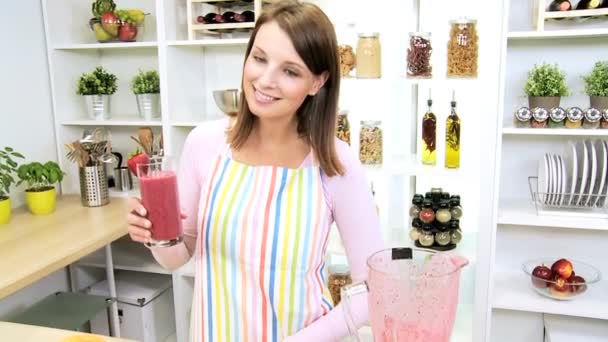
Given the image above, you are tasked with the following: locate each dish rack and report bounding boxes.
[528,176,608,218]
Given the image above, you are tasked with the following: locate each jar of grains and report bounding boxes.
[407,32,432,78]
[336,110,351,145]
[328,264,352,305]
[359,120,383,165]
[356,33,381,78]
[447,18,478,78]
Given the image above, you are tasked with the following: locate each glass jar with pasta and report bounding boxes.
[359,120,383,165]
[356,33,382,78]
[407,32,432,79]
[447,18,478,78]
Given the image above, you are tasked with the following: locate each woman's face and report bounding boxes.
[243,21,327,121]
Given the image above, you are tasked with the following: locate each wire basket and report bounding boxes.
[79,166,110,207]
[528,176,608,218]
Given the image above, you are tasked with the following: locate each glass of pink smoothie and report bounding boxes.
[137,157,183,247]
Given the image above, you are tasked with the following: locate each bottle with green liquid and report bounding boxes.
[445,91,460,169]
[421,90,436,165]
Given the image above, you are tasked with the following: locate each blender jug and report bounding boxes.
[341,247,468,342]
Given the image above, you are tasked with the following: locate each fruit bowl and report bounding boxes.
[213,89,241,117]
[522,258,601,301]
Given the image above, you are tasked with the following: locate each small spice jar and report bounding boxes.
[436,201,452,223]
[583,108,602,129]
[336,110,351,145]
[447,18,478,78]
[565,107,584,129]
[359,120,383,165]
[356,33,381,78]
[548,107,566,128]
[418,223,435,247]
[449,219,463,244]
[338,45,356,78]
[531,107,549,128]
[602,109,608,129]
[327,264,352,305]
[409,218,423,241]
[419,199,435,223]
[450,196,463,219]
[435,230,451,246]
[406,32,432,79]
[409,195,424,217]
[513,107,532,128]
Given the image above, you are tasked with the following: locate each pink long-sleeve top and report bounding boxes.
[150,118,385,341]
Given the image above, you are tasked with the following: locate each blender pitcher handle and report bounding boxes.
[340,281,368,342]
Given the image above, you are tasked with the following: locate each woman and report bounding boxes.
[127,1,384,340]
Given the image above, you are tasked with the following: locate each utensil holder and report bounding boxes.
[79,166,110,207]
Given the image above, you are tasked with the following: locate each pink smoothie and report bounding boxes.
[139,170,182,242]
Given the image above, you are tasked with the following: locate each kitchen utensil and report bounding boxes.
[138,127,154,155]
[575,140,588,206]
[601,141,608,207]
[213,89,241,117]
[591,140,606,207]
[551,154,560,206]
[564,141,578,206]
[538,154,549,205]
[548,154,557,205]
[558,155,567,206]
[111,152,132,191]
[585,140,597,207]
[341,248,468,342]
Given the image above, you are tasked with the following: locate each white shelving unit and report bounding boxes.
[40,0,506,341]
[487,0,608,340]
[544,314,608,342]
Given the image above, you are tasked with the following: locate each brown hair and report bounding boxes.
[227,0,344,176]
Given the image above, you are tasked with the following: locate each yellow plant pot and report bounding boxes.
[25,187,56,215]
[0,197,10,225]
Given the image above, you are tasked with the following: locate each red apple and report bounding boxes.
[118,22,138,42]
[551,258,573,279]
[568,275,587,294]
[550,276,571,297]
[531,265,553,288]
[101,11,120,37]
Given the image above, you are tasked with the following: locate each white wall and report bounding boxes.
[0,0,68,319]
[0,0,58,208]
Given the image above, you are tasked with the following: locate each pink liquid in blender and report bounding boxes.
[139,170,182,243]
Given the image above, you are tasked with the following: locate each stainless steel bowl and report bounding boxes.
[213,89,241,117]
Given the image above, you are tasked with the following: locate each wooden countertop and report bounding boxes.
[0,195,129,299]
[0,321,137,341]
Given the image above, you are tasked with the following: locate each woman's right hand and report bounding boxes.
[127,197,152,244]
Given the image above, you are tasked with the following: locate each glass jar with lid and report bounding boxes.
[336,110,351,145]
[583,108,602,129]
[548,107,566,128]
[531,107,549,128]
[513,107,532,128]
[565,107,584,129]
[327,263,352,305]
[406,32,432,79]
[602,109,608,129]
[359,120,383,165]
[447,17,478,78]
[337,22,357,78]
[356,33,381,78]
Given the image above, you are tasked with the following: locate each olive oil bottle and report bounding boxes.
[421,90,436,165]
[445,91,461,169]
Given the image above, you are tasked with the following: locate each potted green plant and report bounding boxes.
[131,70,161,120]
[583,61,608,110]
[76,66,118,121]
[17,161,64,215]
[524,63,570,109]
[0,147,25,224]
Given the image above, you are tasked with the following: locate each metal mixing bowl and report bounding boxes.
[212,89,241,117]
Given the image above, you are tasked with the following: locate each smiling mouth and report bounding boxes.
[253,86,279,103]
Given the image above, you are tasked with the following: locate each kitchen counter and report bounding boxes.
[0,195,129,299]
[0,321,137,341]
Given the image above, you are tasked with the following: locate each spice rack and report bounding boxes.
[533,0,608,31]
[528,176,608,218]
[186,0,266,40]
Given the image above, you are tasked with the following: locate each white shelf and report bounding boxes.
[171,121,204,127]
[61,119,163,127]
[498,199,608,231]
[376,155,462,177]
[502,126,608,136]
[168,38,249,46]
[492,270,608,320]
[54,42,158,50]
[544,8,608,19]
[544,314,608,342]
[508,29,608,40]
[78,238,170,275]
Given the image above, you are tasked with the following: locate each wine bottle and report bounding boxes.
[576,0,601,9]
[421,90,437,166]
[548,0,572,11]
[445,91,461,169]
[241,10,255,22]
[202,12,223,24]
[222,11,238,23]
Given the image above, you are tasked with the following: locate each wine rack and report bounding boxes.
[534,0,608,31]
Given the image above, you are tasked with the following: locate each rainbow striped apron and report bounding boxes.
[192,146,334,342]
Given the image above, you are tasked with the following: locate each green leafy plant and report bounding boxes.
[0,147,25,200]
[17,162,64,192]
[583,61,608,97]
[131,70,160,94]
[524,63,570,97]
[92,0,116,19]
[76,66,118,95]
